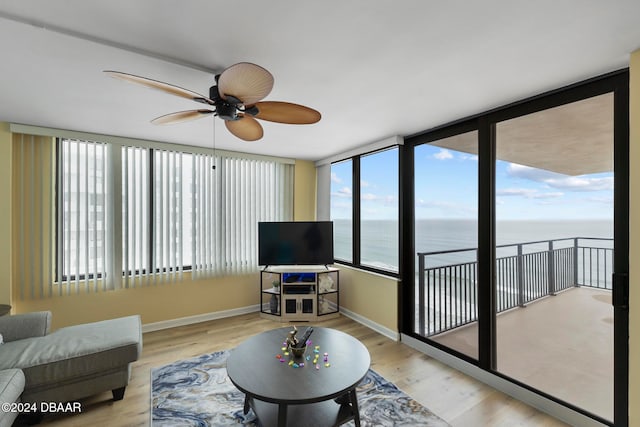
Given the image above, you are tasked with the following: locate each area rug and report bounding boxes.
[151,350,450,426]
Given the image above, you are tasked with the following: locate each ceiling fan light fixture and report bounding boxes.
[216,103,238,121]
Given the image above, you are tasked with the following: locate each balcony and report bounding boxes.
[416,237,613,420]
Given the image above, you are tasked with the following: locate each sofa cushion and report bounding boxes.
[0,369,25,404]
[0,311,51,342]
[0,316,141,389]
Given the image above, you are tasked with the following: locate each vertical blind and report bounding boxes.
[14,134,294,298]
[191,153,294,278]
[13,134,56,298]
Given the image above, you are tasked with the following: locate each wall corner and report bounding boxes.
[0,123,13,307]
[294,159,317,221]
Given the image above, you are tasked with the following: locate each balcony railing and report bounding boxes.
[416,237,613,337]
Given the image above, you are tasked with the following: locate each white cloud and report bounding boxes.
[330,172,342,183]
[496,188,538,197]
[331,186,352,198]
[360,179,370,188]
[506,164,560,181]
[459,153,478,162]
[545,176,613,192]
[505,163,613,192]
[496,187,563,199]
[361,192,378,201]
[530,192,564,199]
[433,148,453,160]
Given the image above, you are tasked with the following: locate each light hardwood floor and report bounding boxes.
[34,313,569,427]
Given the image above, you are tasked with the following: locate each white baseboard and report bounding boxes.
[142,304,260,333]
[401,334,607,427]
[339,306,399,342]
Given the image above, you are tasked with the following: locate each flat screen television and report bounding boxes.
[258,221,334,266]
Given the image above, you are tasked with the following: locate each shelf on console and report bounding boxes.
[259,267,339,322]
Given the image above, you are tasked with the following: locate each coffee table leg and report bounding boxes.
[349,389,361,427]
[243,394,250,414]
[277,403,287,427]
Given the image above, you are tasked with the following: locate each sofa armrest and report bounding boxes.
[0,311,51,342]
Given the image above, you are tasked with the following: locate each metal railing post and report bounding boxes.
[517,244,525,307]
[418,253,425,336]
[573,238,580,287]
[548,240,556,296]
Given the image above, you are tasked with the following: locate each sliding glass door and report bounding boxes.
[404,71,629,426]
[494,93,615,421]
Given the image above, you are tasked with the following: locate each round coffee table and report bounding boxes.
[226,326,370,427]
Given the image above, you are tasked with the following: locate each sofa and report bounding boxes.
[0,312,141,425]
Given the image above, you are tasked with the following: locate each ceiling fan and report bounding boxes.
[104,62,321,141]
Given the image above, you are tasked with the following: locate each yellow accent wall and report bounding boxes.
[629,48,639,427]
[338,265,398,333]
[0,124,12,308]
[294,159,316,221]
[13,272,257,330]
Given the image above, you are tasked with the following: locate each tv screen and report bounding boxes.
[258,221,334,266]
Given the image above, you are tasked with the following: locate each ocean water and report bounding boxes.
[333,218,613,271]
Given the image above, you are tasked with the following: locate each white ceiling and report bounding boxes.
[0,1,639,161]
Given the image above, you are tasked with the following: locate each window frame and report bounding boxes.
[55,140,158,282]
[55,137,110,282]
[330,145,402,278]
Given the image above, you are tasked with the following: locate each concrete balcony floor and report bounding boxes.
[429,286,613,421]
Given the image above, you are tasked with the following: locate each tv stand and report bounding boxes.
[260,266,339,322]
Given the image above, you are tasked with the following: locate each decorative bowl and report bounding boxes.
[290,345,306,358]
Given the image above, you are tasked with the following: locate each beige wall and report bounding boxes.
[0,124,12,308]
[629,48,639,427]
[294,159,316,220]
[338,265,398,333]
[1,125,318,329]
[13,272,257,330]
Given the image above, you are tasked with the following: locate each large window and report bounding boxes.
[57,138,293,288]
[360,147,399,271]
[330,159,353,262]
[413,132,478,359]
[59,138,108,281]
[330,146,400,275]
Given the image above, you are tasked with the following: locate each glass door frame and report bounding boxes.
[401,69,629,426]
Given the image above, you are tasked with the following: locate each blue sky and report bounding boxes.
[330,144,613,221]
[330,147,399,220]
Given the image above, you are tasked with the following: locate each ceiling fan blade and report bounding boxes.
[225,114,264,141]
[151,109,214,125]
[104,70,213,105]
[251,101,321,124]
[218,62,274,106]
